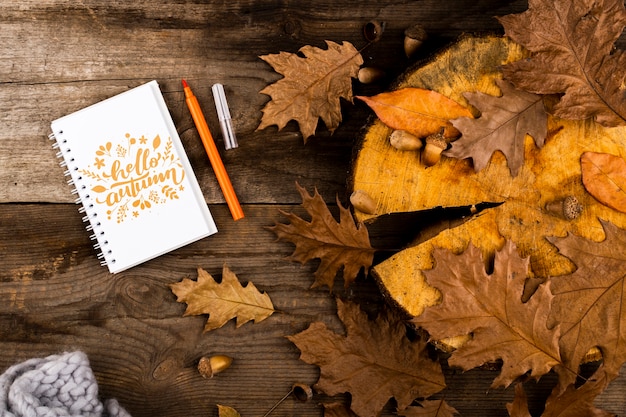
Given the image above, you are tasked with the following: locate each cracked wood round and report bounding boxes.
[350,35,626,358]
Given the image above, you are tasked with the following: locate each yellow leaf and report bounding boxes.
[356,88,473,139]
[170,265,275,332]
[581,152,626,213]
[217,405,241,417]
[91,185,107,193]
[152,134,161,150]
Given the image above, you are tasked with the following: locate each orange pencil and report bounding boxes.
[182,79,244,221]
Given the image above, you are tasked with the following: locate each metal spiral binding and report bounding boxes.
[49,130,116,270]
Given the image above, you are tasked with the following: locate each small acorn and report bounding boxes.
[389,130,423,151]
[404,24,427,58]
[350,189,377,214]
[197,355,233,378]
[545,196,583,220]
[358,67,386,84]
[422,130,447,166]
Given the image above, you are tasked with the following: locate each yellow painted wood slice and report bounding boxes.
[350,35,626,357]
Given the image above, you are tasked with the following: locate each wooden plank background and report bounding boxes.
[1,1,625,416]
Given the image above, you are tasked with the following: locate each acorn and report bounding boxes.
[545,196,583,220]
[422,130,447,166]
[389,130,422,151]
[404,24,427,58]
[197,355,233,378]
[350,189,377,214]
[358,67,386,84]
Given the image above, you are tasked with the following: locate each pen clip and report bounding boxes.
[211,83,238,150]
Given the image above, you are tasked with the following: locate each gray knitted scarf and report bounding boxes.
[0,351,130,417]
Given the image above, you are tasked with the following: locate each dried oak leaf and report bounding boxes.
[287,299,446,417]
[447,79,547,177]
[356,88,473,139]
[498,0,626,127]
[541,367,615,417]
[397,400,459,417]
[507,368,615,417]
[257,40,363,142]
[411,241,562,388]
[548,220,626,385]
[323,402,359,417]
[268,182,375,289]
[581,152,626,214]
[170,265,275,332]
[506,384,531,417]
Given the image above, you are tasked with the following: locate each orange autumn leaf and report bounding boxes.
[356,88,473,138]
[581,152,626,213]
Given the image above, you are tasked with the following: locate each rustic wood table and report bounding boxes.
[2,1,625,416]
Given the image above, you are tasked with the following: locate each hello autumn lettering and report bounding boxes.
[89,135,185,209]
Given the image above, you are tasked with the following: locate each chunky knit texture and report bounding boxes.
[0,352,130,417]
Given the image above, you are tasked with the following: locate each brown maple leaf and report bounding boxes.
[397,400,459,417]
[268,182,375,289]
[411,241,563,388]
[287,299,446,417]
[447,79,547,177]
[356,88,473,139]
[581,152,626,214]
[170,265,275,332]
[498,0,626,127]
[548,220,626,385]
[257,40,363,142]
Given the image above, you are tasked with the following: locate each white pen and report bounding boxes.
[211,83,238,150]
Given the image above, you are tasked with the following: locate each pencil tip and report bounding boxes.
[182,79,188,88]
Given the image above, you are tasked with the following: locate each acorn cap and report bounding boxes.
[545,196,583,220]
[363,20,385,43]
[425,134,447,149]
[292,383,313,402]
[563,196,583,220]
[422,132,447,166]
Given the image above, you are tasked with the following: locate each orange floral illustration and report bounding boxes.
[82,133,186,223]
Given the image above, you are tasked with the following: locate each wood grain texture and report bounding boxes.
[2,1,625,416]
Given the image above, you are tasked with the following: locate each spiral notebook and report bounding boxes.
[50,80,217,273]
